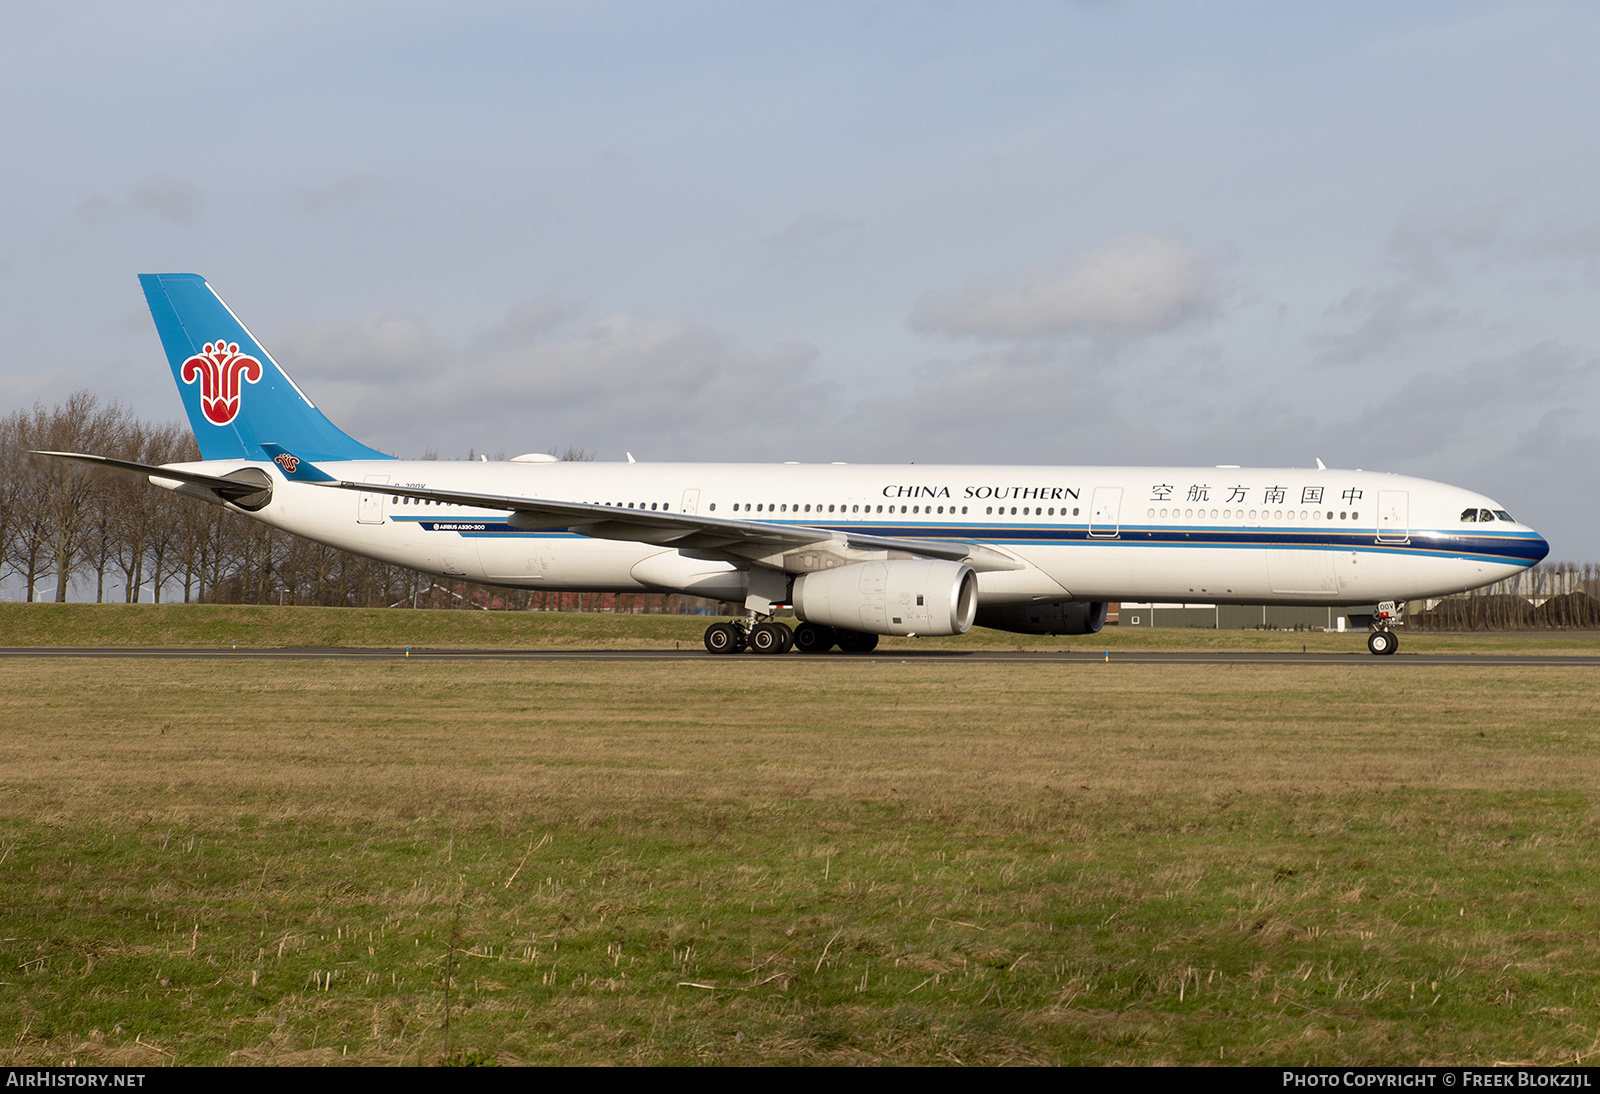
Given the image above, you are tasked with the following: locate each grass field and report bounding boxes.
[3,625,1600,1065]
[5,602,1600,655]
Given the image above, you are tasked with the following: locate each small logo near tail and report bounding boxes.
[272,453,300,474]
[181,341,262,426]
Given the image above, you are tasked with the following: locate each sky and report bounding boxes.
[4,1,1600,559]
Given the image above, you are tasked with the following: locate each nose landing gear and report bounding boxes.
[1367,601,1401,655]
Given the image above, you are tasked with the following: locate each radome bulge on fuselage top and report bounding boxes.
[38,273,1548,657]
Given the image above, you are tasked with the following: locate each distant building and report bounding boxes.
[1119,603,1378,630]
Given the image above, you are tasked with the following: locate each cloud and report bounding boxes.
[764,211,860,262]
[267,303,839,461]
[272,312,443,380]
[1348,344,1588,456]
[910,234,1213,340]
[1308,284,1457,365]
[469,296,586,355]
[1388,204,1506,281]
[128,176,203,222]
[293,174,390,214]
[1310,204,1600,365]
[77,176,203,225]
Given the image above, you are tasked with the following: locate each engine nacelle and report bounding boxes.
[975,600,1108,635]
[792,559,978,637]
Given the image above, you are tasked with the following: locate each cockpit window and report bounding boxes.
[1479,509,1495,522]
[1460,508,1480,522]
[1494,510,1515,522]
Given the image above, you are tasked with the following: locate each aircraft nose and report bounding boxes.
[1529,532,1550,566]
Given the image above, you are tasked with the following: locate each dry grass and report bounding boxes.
[3,656,1599,1065]
[6,601,1600,654]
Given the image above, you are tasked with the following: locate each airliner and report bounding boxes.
[40,273,1549,656]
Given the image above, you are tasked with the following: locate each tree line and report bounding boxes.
[0,393,721,613]
[6,392,1595,625]
[1409,561,1600,630]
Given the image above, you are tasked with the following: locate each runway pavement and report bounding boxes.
[2,647,1598,666]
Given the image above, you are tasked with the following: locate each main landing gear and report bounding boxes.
[703,618,793,655]
[702,618,880,655]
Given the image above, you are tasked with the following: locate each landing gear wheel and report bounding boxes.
[704,622,743,655]
[1367,630,1398,656]
[835,629,880,654]
[749,621,792,655]
[793,622,837,654]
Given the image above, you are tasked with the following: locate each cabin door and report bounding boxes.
[357,476,388,524]
[1089,487,1122,538]
[1376,491,1410,543]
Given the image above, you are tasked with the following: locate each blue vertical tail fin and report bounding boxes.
[139,273,392,462]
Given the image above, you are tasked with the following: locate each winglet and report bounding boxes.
[260,443,337,482]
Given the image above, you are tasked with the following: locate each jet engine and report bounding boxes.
[975,600,1108,635]
[791,559,978,637]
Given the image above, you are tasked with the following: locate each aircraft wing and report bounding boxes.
[325,479,1025,572]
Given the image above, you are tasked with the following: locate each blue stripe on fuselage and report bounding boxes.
[385,515,1546,566]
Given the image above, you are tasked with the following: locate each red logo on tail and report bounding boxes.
[273,453,300,474]
[181,341,262,426]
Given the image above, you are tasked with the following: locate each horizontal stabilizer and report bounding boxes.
[31,451,274,504]
[259,443,336,482]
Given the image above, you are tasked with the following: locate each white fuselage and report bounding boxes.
[164,459,1548,608]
